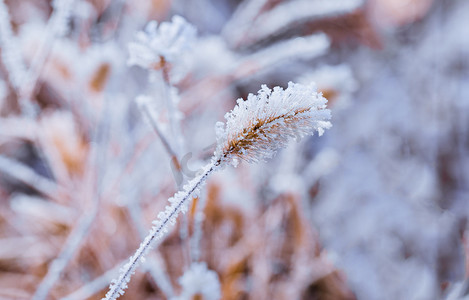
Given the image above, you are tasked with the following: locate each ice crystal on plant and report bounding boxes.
[127,15,196,69]
[214,82,332,167]
[172,262,221,300]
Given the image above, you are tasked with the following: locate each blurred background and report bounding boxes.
[1,0,468,299]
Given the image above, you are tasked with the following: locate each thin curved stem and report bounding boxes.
[103,160,219,300]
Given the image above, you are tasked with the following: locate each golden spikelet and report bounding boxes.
[214,82,332,166]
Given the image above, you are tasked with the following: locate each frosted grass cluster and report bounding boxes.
[127,16,196,69]
[103,82,331,299]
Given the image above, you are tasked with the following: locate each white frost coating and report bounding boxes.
[103,162,219,300]
[127,16,196,69]
[172,262,221,300]
[214,82,332,166]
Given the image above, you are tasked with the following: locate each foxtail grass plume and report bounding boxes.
[214,81,332,167]
[103,82,331,300]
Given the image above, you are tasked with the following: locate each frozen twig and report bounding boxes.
[138,92,191,266]
[104,161,219,300]
[125,191,175,298]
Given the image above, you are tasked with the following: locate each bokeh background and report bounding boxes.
[1,0,468,299]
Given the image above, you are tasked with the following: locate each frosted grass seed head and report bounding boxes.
[213,81,332,167]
